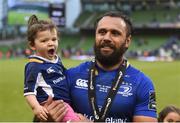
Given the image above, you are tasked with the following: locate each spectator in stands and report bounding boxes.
[177,14,180,21]
[61,48,71,58]
[0,50,3,59]
[24,48,32,57]
[6,49,13,59]
[44,11,157,122]
[158,105,180,122]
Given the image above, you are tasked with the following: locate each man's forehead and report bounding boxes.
[97,16,126,29]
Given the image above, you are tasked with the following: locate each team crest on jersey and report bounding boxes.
[118,84,133,97]
[148,91,156,111]
[96,82,133,97]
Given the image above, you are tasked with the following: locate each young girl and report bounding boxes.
[158,105,180,122]
[23,15,79,122]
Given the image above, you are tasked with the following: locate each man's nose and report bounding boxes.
[103,32,111,42]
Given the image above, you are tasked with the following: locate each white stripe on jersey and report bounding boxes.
[35,72,54,97]
[24,92,36,96]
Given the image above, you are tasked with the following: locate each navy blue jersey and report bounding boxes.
[24,55,70,104]
[66,61,157,122]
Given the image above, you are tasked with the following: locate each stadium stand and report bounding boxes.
[72,0,180,60]
[74,0,180,29]
[0,0,180,60]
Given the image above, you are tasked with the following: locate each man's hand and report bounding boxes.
[44,96,67,122]
[77,113,93,122]
[33,105,48,121]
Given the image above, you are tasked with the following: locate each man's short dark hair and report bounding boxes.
[94,11,133,37]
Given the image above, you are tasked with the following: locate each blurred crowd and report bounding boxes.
[0,35,180,61]
[126,35,180,61]
[0,47,31,59]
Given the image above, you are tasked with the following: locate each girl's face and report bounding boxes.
[30,28,58,60]
[163,112,180,123]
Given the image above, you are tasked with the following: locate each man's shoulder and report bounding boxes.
[126,65,142,78]
[127,65,140,73]
[127,65,153,84]
[67,61,92,73]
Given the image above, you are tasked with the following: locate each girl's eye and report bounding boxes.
[41,40,46,42]
[52,38,57,41]
[41,39,48,42]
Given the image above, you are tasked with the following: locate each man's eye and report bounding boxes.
[111,30,120,36]
[167,119,174,122]
[98,30,106,35]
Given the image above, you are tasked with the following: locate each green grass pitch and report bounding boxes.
[0,58,179,121]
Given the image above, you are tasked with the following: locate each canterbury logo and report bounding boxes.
[47,67,55,74]
[76,79,88,88]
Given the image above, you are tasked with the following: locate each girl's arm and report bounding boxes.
[25,95,48,121]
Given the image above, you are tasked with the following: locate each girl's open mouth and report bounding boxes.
[48,49,55,56]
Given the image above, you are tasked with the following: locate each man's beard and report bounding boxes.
[94,42,127,68]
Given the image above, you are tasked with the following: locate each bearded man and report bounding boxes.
[44,11,157,122]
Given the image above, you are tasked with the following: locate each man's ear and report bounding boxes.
[125,35,131,48]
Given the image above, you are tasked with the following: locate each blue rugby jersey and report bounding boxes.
[24,55,70,104]
[66,61,157,122]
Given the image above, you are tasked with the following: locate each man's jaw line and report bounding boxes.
[95,57,123,71]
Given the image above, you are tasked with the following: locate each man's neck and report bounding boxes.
[96,59,124,71]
